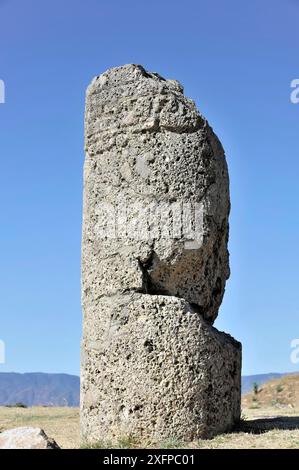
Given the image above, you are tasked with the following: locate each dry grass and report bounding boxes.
[193,406,299,449]
[1,374,299,449]
[0,406,79,449]
[242,373,299,409]
[1,405,298,449]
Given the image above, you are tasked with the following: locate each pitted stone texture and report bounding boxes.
[81,65,241,443]
[83,64,230,323]
[81,295,241,442]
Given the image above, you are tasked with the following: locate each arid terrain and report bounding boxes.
[0,374,298,449]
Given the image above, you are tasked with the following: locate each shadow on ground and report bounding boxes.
[237,416,299,434]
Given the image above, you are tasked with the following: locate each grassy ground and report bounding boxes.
[197,406,299,449]
[0,406,79,449]
[0,405,299,449]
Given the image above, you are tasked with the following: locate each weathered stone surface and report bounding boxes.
[81,294,241,441]
[83,64,230,323]
[81,64,241,443]
[0,427,60,449]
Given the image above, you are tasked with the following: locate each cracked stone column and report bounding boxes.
[81,64,241,443]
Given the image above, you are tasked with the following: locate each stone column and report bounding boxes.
[81,64,241,443]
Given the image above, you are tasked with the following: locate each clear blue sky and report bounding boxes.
[0,0,298,376]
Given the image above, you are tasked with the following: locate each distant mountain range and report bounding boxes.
[0,371,295,406]
[0,373,79,407]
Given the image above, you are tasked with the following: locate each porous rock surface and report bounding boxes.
[81,64,241,443]
[0,427,60,449]
[83,64,230,322]
[82,294,241,441]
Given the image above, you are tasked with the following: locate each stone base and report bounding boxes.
[81,294,241,443]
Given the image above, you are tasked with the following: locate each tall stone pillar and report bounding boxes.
[81,64,241,443]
